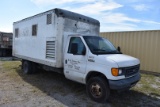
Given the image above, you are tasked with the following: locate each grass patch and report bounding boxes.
[133,73,160,96]
[1,61,21,72]
[0,61,21,79]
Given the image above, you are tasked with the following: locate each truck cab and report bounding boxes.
[64,34,140,102]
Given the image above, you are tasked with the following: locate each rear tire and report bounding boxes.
[22,60,33,74]
[86,77,110,103]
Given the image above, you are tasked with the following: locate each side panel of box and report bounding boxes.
[13,11,59,67]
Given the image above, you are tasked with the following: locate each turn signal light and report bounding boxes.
[111,68,119,76]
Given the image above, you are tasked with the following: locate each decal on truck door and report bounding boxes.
[67,59,80,70]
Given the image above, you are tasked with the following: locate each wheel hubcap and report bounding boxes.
[90,83,102,97]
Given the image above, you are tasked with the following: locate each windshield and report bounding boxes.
[83,36,121,55]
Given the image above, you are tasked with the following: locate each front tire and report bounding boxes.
[86,77,110,103]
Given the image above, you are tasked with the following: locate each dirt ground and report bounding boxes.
[0,61,160,107]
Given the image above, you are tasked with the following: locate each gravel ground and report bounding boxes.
[0,61,160,107]
[0,61,110,107]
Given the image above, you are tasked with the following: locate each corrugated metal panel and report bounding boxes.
[101,30,160,73]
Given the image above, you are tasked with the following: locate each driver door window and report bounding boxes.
[68,37,85,55]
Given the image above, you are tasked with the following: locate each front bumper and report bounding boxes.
[108,73,141,90]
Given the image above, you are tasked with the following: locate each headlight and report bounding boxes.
[111,68,123,76]
[119,69,123,75]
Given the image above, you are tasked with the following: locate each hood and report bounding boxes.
[105,54,140,67]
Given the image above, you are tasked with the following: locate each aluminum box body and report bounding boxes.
[13,8,100,68]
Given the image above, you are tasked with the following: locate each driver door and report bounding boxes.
[64,37,87,83]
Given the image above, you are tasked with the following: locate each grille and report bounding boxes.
[46,41,55,60]
[124,65,140,77]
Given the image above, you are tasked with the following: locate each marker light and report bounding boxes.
[111,68,119,76]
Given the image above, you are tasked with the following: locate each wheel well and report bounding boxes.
[86,71,108,84]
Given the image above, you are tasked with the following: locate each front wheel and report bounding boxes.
[86,77,110,103]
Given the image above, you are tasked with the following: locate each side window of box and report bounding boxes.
[32,24,37,36]
[15,28,19,38]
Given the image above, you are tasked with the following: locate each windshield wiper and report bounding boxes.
[106,50,122,54]
[93,50,122,55]
[93,49,106,51]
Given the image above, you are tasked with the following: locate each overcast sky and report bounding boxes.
[0,0,160,32]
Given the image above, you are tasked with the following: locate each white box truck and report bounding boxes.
[13,8,140,103]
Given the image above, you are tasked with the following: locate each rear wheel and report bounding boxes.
[22,60,33,74]
[86,77,110,103]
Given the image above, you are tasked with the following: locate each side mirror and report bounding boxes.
[82,48,86,55]
[70,43,78,54]
[117,46,121,52]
